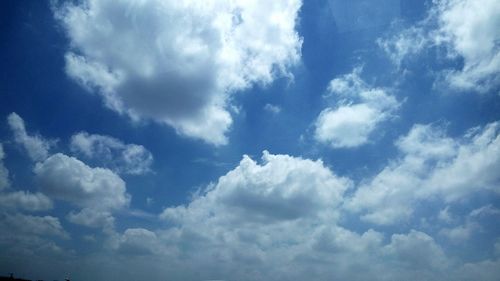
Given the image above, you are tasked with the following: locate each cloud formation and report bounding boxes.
[34,153,130,211]
[0,213,68,239]
[112,150,498,280]
[314,68,400,148]
[346,121,500,225]
[70,132,153,175]
[7,113,54,162]
[379,0,500,93]
[0,191,53,212]
[0,144,9,190]
[54,0,302,144]
[67,208,114,230]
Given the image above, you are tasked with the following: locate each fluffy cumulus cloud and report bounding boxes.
[34,153,130,211]
[155,151,354,279]
[346,121,500,225]
[379,0,500,93]
[161,151,352,223]
[70,132,153,175]
[53,0,303,144]
[7,113,54,162]
[314,68,400,148]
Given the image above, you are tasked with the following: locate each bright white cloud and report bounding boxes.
[7,113,54,162]
[53,0,302,145]
[0,191,53,212]
[70,132,153,175]
[314,68,400,148]
[34,153,130,211]
[0,144,9,190]
[379,0,500,93]
[346,121,500,225]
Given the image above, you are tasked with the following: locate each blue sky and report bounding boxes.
[0,0,499,280]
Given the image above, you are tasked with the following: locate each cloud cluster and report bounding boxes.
[0,113,145,269]
[54,0,303,144]
[2,112,500,280]
[314,68,400,148]
[346,121,500,225]
[111,148,498,280]
[70,132,153,175]
[379,0,500,93]
[2,113,149,235]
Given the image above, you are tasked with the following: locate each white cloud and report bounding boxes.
[0,213,68,239]
[4,148,496,280]
[469,204,500,218]
[439,222,477,242]
[67,208,114,230]
[7,113,54,162]
[263,104,282,114]
[161,151,352,224]
[0,143,53,212]
[156,151,356,278]
[314,68,400,148]
[53,0,302,145]
[70,132,153,175]
[439,204,500,242]
[117,228,162,256]
[379,0,500,93]
[34,153,130,211]
[456,259,500,281]
[149,151,458,280]
[0,144,10,190]
[346,121,500,225]
[0,191,53,212]
[383,230,449,272]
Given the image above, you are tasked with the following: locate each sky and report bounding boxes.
[0,0,499,280]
